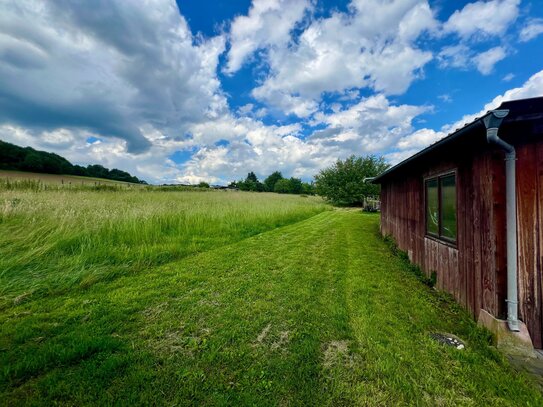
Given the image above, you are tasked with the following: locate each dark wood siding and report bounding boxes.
[380,146,510,339]
[516,140,543,348]
[381,138,543,347]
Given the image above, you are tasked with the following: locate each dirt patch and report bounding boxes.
[271,331,290,351]
[253,324,290,352]
[141,302,170,321]
[150,325,212,357]
[256,323,272,343]
[323,340,350,368]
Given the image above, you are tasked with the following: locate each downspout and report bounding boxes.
[483,109,520,332]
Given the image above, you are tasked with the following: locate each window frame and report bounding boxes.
[424,170,458,245]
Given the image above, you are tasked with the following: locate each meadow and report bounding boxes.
[0,170,138,187]
[1,181,541,405]
[0,183,327,309]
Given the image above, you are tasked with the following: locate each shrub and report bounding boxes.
[314,155,389,206]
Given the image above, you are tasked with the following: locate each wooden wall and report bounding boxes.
[381,138,543,347]
[379,145,512,343]
[516,140,543,348]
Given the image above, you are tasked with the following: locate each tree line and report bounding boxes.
[228,155,388,203]
[0,140,147,184]
[229,171,316,195]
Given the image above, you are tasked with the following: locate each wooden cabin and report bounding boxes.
[373,97,543,348]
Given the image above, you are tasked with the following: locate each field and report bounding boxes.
[1,185,542,405]
[0,170,139,186]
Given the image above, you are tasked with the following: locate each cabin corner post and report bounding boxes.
[483,109,520,332]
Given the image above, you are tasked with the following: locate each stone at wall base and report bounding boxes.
[477,309,536,358]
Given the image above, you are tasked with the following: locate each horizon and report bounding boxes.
[1,0,543,184]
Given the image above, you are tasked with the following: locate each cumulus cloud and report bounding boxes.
[0,0,539,185]
[474,46,507,75]
[384,69,543,165]
[443,0,520,40]
[249,0,436,117]
[437,44,471,70]
[224,0,312,74]
[438,45,506,75]
[176,94,434,183]
[443,69,543,133]
[0,0,226,154]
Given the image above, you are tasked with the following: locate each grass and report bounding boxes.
[0,189,541,405]
[0,187,327,308]
[0,170,141,186]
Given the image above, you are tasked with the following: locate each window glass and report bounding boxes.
[440,174,457,240]
[426,179,438,235]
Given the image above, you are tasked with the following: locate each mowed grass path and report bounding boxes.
[1,208,542,405]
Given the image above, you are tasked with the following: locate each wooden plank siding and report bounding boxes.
[516,141,543,348]
[380,139,543,347]
[379,146,511,341]
[377,98,543,348]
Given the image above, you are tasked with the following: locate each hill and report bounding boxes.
[0,139,146,184]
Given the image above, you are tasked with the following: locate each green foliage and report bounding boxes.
[264,171,283,191]
[236,172,266,192]
[198,181,210,188]
[0,139,146,184]
[315,155,389,206]
[234,170,315,195]
[273,178,292,193]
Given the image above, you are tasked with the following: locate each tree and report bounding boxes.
[21,152,44,172]
[314,155,389,206]
[274,178,292,193]
[198,181,210,188]
[264,171,283,192]
[237,171,265,192]
[289,177,303,194]
[246,171,258,183]
[301,182,316,195]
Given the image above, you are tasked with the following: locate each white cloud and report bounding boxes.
[438,44,471,70]
[0,0,539,185]
[224,0,312,74]
[503,73,515,82]
[176,95,433,183]
[443,0,520,40]
[474,46,507,75]
[519,18,543,42]
[385,69,543,164]
[396,128,445,150]
[249,0,436,117]
[438,45,506,75]
[0,0,227,153]
[443,69,543,134]
[438,94,453,103]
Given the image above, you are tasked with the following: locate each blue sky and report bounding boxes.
[1,0,542,184]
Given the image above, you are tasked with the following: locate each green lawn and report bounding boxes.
[0,191,541,405]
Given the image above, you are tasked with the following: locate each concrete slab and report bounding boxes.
[477,309,536,358]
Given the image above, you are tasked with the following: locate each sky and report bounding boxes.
[1,0,543,185]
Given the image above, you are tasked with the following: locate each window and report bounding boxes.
[425,173,457,242]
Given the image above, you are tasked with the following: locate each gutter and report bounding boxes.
[483,109,520,332]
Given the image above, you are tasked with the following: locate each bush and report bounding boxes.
[314,155,389,206]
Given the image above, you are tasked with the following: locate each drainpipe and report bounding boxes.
[483,109,519,332]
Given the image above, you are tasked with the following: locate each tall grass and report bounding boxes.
[0,188,328,308]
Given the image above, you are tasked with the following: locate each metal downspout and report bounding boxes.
[483,109,520,332]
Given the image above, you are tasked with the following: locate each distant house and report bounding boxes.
[373,97,543,349]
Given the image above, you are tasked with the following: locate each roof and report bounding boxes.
[372,96,543,184]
